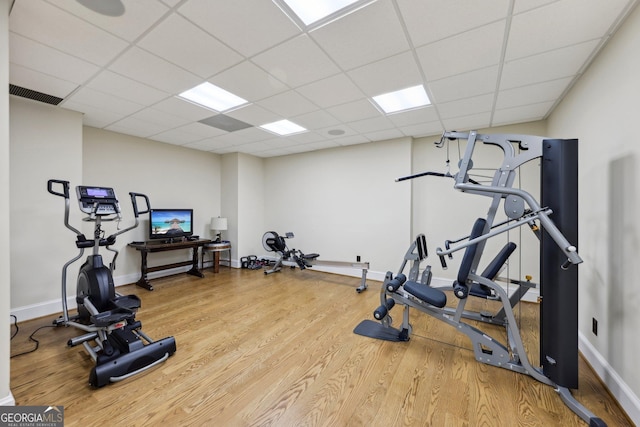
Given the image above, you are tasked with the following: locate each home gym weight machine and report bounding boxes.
[354,131,605,426]
[262,231,371,292]
[48,179,177,387]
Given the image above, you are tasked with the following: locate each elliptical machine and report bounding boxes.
[48,179,177,387]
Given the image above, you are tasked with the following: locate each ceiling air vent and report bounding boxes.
[199,114,252,132]
[9,84,63,106]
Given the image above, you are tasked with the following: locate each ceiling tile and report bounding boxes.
[105,117,169,138]
[496,77,573,109]
[138,14,243,79]
[500,40,599,90]
[61,101,125,128]
[151,97,216,121]
[177,0,300,57]
[183,137,230,152]
[387,106,439,126]
[225,104,281,127]
[128,107,191,129]
[46,0,170,42]
[400,121,443,138]
[150,127,208,146]
[87,71,169,105]
[291,110,341,130]
[175,122,229,138]
[506,0,631,60]
[108,47,202,94]
[10,64,78,98]
[443,112,492,131]
[252,34,341,88]
[258,90,318,117]
[10,0,128,66]
[492,101,554,125]
[429,66,499,104]
[363,128,405,141]
[292,140,341,153]
[326,99,380,123]
[334,135,371,146]
[235,141,272,154]
[311,0,410,70]
[64,86,145,116]
[10,33,100,85]
[437,94,494,120]
[296,74,365,109]
[210,61,288,102]
[287,131,328,144]
[348,116,396,133]
[417,21,506,81]
[348,51,423,97]
[512,0,558,14]
[397,0,510,47]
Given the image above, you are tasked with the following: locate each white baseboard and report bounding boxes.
[0,391,15,406]
[579,331,640,424]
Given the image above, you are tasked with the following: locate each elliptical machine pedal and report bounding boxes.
[48,179,177,387]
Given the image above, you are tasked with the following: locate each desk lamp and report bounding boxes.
[210,217,227,243]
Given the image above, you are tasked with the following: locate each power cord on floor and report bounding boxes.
[10,314,57,358]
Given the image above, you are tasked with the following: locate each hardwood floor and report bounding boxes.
[10,268,632,426]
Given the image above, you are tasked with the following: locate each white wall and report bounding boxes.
[548,3,640,421]
[220,152,265,264]
[237,153,265,259]
[221,153,239,261]
[82,127,221,284]
[263,138,412,276]
[1,0,14,406]
[10,97,83,311]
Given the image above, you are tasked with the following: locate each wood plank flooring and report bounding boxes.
[10,268,632,426]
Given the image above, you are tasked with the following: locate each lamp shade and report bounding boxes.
[211,217,228,231]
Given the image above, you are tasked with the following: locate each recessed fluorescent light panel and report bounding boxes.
[178,82,248,112]
[372,85,431,114]
[273,0,377,30]
[260,119,307,136]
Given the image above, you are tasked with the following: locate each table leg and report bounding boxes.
[186,246,205,278]
[136,251,154,291]
[214,251,220,273]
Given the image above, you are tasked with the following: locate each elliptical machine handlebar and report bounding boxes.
[129,192,150,217]
[48,179,83,236]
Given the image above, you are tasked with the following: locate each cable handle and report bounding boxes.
[47,179,70,199]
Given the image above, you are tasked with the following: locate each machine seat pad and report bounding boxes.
[302,253,319,260]
[404,281,447,308]
[469,283,493,298]
[91,309,135,328]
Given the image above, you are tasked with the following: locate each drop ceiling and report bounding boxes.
[8,0,639,157]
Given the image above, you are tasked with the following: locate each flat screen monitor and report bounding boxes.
[149,209,193,240]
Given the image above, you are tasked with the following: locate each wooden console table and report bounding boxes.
[128,239,212,291]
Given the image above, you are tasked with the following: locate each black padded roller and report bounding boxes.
[373,305,388,320]
[386,274,406,292]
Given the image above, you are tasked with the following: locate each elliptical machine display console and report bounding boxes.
[48,179,177,387]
